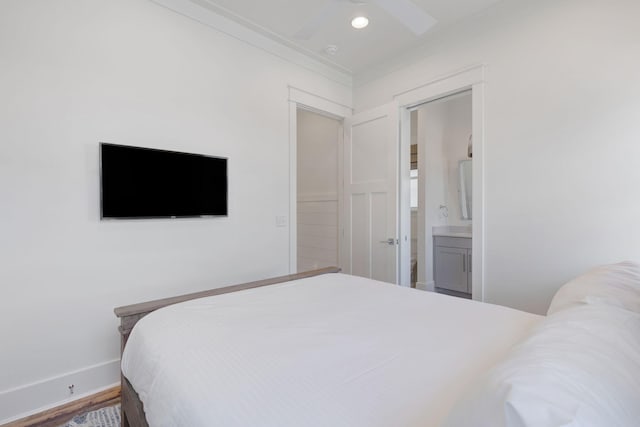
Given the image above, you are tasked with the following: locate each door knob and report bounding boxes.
[379,238,396,245]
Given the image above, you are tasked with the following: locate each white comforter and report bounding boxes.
[122,273,541,427]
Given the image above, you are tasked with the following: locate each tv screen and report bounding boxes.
[100,143,227,219]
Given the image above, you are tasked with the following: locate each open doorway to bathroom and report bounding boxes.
[409,91,473,298]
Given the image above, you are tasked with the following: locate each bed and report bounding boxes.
[115,263,640,427]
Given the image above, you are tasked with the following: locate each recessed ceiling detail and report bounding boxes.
[294,0,436,40]
[192,0,503,74]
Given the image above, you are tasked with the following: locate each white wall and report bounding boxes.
[410,114,418,282]
[0,0,351,421]
[355,0,640,314]
[296,109,340,272]
[417,101,447,288]
[442,95,472,226]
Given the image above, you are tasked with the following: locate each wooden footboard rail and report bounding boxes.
[114,266,341,427]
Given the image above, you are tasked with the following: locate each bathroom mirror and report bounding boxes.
[459,160,472,220]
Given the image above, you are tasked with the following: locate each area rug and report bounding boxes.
[60,404,120,427]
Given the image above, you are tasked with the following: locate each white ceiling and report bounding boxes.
[190,0,503,74]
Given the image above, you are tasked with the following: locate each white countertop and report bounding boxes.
[433,231,472,238]
[432,226,472,239]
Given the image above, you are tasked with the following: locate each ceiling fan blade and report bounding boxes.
[293,1,342,40]
[371,0,437,36]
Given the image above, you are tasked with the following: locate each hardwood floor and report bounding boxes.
[1,387,120,427]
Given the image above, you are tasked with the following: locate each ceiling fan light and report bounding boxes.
[351,16,369,29]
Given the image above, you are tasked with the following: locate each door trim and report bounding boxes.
[395,65,486,302]
[288,87,352,274]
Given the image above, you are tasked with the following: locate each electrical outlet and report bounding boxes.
[68,384,75,395]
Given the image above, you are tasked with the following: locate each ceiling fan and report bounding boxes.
[293,0,437,40]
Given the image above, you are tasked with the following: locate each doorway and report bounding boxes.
[296,108,342,272]
[287,67,485,298]
[288,87,351,274]
[397,65,485,301]
[408,91,473,297]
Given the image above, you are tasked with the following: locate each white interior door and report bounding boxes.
[342,102,399,284]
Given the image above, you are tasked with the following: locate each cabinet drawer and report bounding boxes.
[433,236,471,249]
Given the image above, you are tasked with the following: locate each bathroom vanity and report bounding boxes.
[433,227,472,299]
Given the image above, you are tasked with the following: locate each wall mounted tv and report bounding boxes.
[100,143,227,219]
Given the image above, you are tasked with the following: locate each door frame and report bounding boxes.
[395,65,486,301]
[288,86,352,274]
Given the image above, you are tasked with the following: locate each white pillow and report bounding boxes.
[547,261,640,315]
[444,304,640,427]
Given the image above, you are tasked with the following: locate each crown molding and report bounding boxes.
[150,0,353,87]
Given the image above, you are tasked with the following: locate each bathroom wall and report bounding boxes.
[410,112,419,266]
[442,94,473,225]
[416,101,446,288]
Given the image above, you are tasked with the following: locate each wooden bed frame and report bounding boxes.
[114,267,341,427]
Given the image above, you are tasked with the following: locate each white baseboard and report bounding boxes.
[416,281,435,291]
[0,359,120,424]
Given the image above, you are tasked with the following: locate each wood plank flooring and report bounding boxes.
[1,386,120,427]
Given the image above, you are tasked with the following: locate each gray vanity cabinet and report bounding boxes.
[434,236,472,296]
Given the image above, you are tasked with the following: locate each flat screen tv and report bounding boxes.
[100,143,227,219]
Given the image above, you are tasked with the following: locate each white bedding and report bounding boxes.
[444,304,640,427]
[121,273,541,427]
